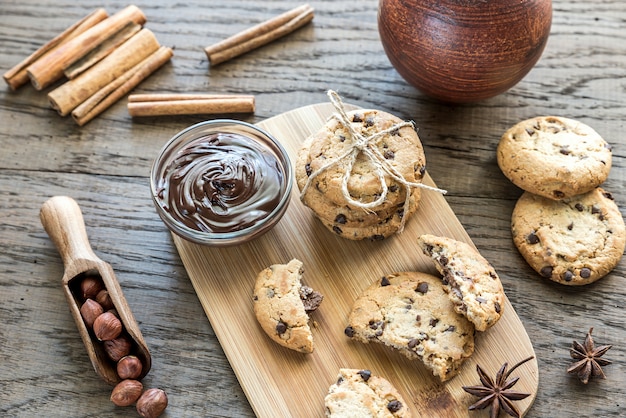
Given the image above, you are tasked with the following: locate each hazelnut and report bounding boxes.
[110,379,143,407]
[79,299,103,329]
[80,276,103,300]
[103,334,132,362]
[136,388,168,418]
[117,355,143,379]
[93,311,123,341]
[95,289,114,310]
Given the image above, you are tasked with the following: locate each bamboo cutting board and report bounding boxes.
[172,103,538,417]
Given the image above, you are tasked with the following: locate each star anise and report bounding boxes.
[567,327,612,384]
[462,356,534,418]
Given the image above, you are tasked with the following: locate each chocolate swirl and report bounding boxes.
[155,132,284,233]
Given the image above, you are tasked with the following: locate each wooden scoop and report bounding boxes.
[40,195,151,386]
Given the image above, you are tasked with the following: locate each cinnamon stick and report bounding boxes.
[127,94,255,117]
[2,8,108,91]
[72,46,174,126]
[64,21,142,80]
[27,5,147,90]
[49,28,161,117]
[204,4,314,66]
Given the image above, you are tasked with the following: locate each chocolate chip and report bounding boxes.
[276,321,287,335]
[369,320,384,331]
[332,226,343,235]
[336,376,344,385]
[603,191,614,200]
[344,326,355,338]
[567,222,574,230]
[575,203,584,212]
[476,297,487,304]
[416,282,429,294]
[338,134,346,142]
[335,214,347,224]
[580,268,591,278]
[364,117,375,127]
[419,166,427,176]
[305,163,312,176]
[358,370,371,381]
[387,400,402,413]
[527,231,540,244]
[525,127,535,136]
[352,113,363,123]
[445,325,456,332]
[553,190,565,198]
[540,266,553,278]
[439,256,449,266]
[300,286,323,313]
[495,302,501,313]
[369,234,385,241]
[429,318,439,327]
[383,150,395,159]
[381,276,391,286]
[563,271,574,282]
[408,338,420,349]
[415,314,421,322]
[559,147,571,155]
[266,288,275,298]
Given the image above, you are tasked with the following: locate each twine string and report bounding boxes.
[300,90,447,231]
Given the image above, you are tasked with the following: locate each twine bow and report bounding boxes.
[300,90,447,232]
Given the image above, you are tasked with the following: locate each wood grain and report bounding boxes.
[1,1,625,417]
[173,103,538,417]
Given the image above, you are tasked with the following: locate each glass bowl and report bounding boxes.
[150,119,293,246]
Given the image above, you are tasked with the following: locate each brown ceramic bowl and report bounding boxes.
[378,0,552,103]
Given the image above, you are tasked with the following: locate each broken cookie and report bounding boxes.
[253,259,323,353]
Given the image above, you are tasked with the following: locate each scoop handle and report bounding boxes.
[40,196,100,267]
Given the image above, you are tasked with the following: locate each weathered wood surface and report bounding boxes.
[0,0,624,417]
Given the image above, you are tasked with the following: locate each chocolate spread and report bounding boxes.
[155,132,284,233]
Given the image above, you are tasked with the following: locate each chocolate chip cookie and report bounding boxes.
[511,188,626,285]
[345,272,475,381]
[324,368,412,417]
[497,116,612,200]
[253,259,323,353]
[417,234,505,331]
[300,108,426,209]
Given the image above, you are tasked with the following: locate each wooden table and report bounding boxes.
[1,1,624,417]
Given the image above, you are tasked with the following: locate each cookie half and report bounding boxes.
[253,259,323,353]
[345,272,475,381]
[497,116,612,200]
[417,234,505,331]
[324,368,412,417]
[511,188,626,285]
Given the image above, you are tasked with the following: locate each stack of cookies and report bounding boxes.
[296,107,427,241]
[497,116,626,285]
